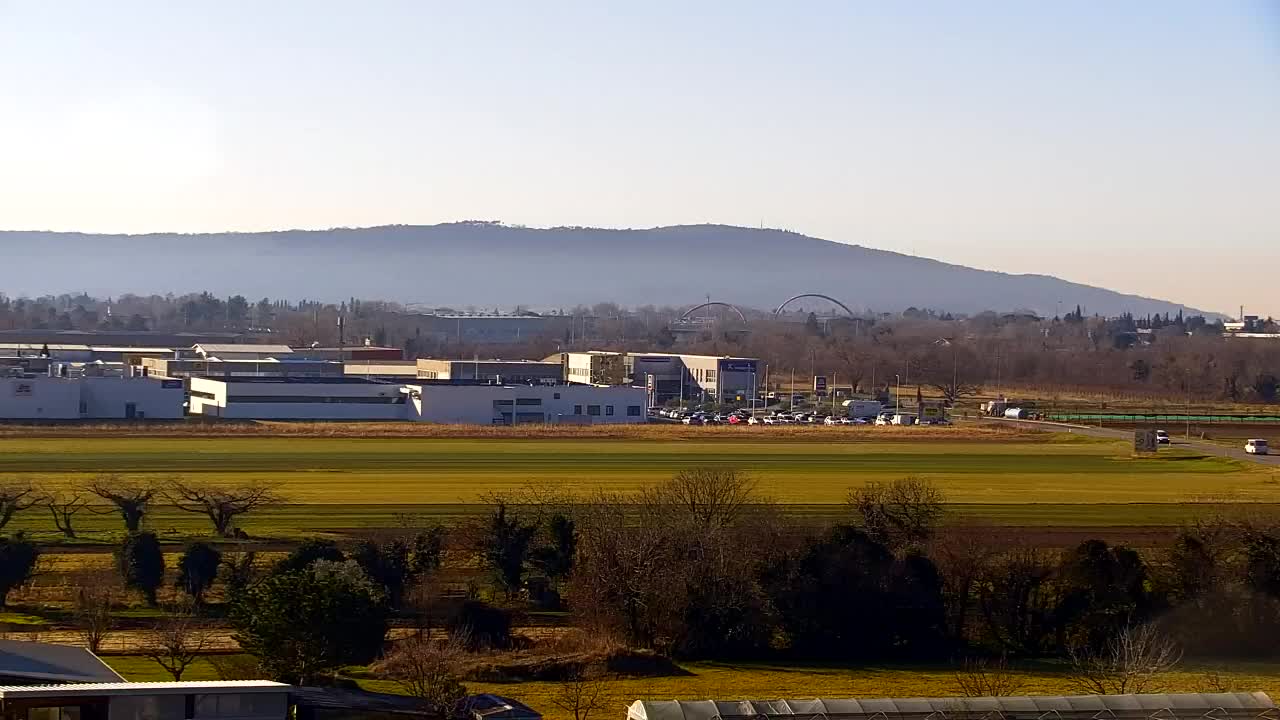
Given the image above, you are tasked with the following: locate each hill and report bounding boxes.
[0,223,1212,317]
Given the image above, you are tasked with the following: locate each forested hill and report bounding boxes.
[0,223,1212,317]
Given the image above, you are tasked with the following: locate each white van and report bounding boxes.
[891,413,917,426]
[1245,439,1269,455]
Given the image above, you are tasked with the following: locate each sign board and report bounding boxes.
[813,375,827,393]
[645,374,655,391]
[12,381,33,397]
[1134,429,1158,453]
[161,379,183,389]
[921,405,944,420]
[721,360,757,373]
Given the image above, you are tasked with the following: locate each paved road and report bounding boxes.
[989,418,1280,468]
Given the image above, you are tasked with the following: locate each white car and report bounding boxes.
[1245,439,1270,455]
[823,416,841,426]
[1155,430,1170,445]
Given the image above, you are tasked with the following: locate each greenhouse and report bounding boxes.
[628,693,1277,720]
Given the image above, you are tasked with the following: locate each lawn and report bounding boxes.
[1,432,1274,537]
[103,655,1280,720]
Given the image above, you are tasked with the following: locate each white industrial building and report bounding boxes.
[404,383,648,424]
[0,373,185,420]
[187,377,407,420]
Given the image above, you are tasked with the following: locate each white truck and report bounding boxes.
[841,400,883,420]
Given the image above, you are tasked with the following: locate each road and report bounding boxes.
[990,418,1280,467]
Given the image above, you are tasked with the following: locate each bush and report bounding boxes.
[446,600,513,651]
[117,532,165,606]
[0,534,39,607]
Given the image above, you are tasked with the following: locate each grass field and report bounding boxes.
[3,430,1277,538]
[102,655,1280,720]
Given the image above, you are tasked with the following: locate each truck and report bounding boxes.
[841,399,883,420]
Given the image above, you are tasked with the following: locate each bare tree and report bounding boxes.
[849,476,946,549]
[0,482,41,531]
[552,668,607,720]
[47,492,89,538]
[221,551,259,595]
[141,614,210,681]
[650,468,759,531]
[1066,623,1182,695]
[71,572,117,653]
[85,476,159,532]
[374,634,470,715]
[953,655,1025,697]
[165,481,283,537]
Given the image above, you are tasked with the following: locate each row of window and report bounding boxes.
[691,368,717,383]
[571,404,644,416]
[225,395,405,404]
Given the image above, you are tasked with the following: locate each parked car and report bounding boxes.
[747,415,762,425]
[1245,439,1270,455]
[1155,430,1170,444]
[874,415,892,426]
[824,416,841,426]
[682,415,703,425]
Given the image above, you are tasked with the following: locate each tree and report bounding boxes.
[47,492,89,538]
[1066,623,1182,695]
[86,476,158,532]
[117,532,165,606]
[72,575,116,653]
[552,669,607,720]
[230,565,389,684]
[177,542,223,608]
[166,481,282,537]
[0,483,40,532]
[480,502,538,598]
[653,468,759,531]
[351,530,444,609]
[953,655,1026,697]
[531,514,577,582]
[275,538,345,573]
[0,534,40,607]
[221,552,259,595]
[374,635,469,715]
[142,614,210,680]
[848,477,946,549]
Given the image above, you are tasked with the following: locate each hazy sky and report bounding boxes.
[2,2,1277,316]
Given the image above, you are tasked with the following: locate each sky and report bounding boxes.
[1,1,1278,316]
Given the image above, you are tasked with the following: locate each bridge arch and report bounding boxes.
[772,293,855,317]
[678,302,748,324]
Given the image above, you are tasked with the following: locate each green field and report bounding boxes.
[2,433,1276,537]
[103,655,1280,720]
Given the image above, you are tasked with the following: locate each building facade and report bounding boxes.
[187,377,406,420]
[404,383,647,425]
[0,375,184,420]
[414,359,564,384]
[625,353,761,405]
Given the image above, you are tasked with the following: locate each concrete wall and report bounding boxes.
[80,377,185,419]
[406,384,647,425]
[188,377,407,420]
[0,377,80,419]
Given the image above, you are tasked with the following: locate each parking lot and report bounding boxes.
[651,406,951,427]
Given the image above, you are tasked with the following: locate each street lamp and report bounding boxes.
[894,373,901,416]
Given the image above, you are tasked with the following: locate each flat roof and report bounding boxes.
[192,376,391,385]
[0,680,289,698]
[194,344,294,354]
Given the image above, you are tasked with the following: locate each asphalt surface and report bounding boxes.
[992,418,1280,467]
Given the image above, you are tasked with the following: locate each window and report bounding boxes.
[706,369,716,382]
[553,392,561,399]
[627,405,642,416]
[574,404,583,415]
[587,405,601,416]
[605,405,614,416]
[516,398,542,406]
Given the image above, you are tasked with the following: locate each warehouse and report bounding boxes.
[142,357,344,379]
[0,372,184,420]
[403,383,647,425]
[188,377,406,420]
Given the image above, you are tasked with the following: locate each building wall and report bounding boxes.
[0,377,81,419]
[415,359,564,384]
[344,361,419,379]
[81,377,185,419]
[188,378,407,420]
[406,384,647,425]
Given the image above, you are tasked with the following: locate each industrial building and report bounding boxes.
[413,312,583,345]
[628,694,1277,720]
[403,383,647,424]
[0,372,185,420]
[414,359,564,384]
[187,377,406,420]
[552,351,761,405]
[192,344,294,361]
[0,681,291,720]
[141,357,344,379]
[343,360,420,379]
